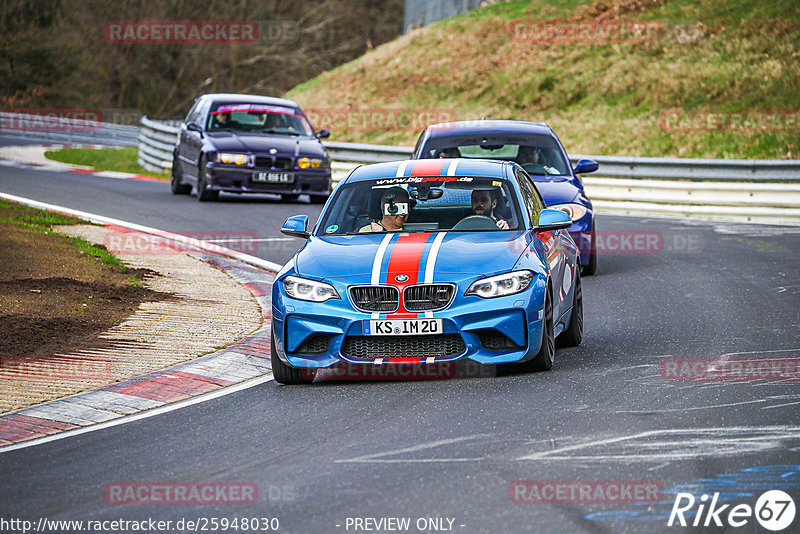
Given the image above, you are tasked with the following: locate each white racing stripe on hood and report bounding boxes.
[446,160,459,176]
[396,160,409,177]
[424,232,447,284]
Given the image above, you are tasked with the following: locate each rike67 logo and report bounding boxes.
[669,490,796,531]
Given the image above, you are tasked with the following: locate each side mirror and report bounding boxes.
[315,128,330,139]
[535,209,572,233]
[573,159,598,175]
[281,215,310,239]
[187,121,203,137]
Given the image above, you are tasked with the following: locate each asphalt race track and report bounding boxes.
[2,139,800,533]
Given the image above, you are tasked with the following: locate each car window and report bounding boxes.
[419,133,569,175]
[185,100,202,124]
[316,176,522,235]
[516,169,544,225]
[205,103,313,135]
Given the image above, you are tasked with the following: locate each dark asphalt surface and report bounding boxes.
[2,139,800,533]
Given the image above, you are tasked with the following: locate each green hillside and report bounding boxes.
[287,0,800,159]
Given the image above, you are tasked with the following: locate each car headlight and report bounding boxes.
[548,203,588,222]
[214,152,250,165]
[297,157,324,169]
[465,270,534,299]
[282,275,339,302]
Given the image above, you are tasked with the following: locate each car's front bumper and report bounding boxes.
[271,275,547,369]
[205,163,331,197]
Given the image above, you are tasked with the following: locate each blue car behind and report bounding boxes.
[412,120,599,274]
[271,158,583,384]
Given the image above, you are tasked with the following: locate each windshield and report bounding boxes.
[206,103,314,136]
[419,133,570,176]
[317,176,523,235]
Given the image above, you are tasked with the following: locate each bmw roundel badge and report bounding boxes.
[395,274,409,283]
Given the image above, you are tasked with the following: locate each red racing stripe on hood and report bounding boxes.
[409,159,446,177]
[386,232,431,318]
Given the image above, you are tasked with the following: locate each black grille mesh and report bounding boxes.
[477,329,522,350]
[403,284,454,311]
[350,286,399,312]
[342,334,465,360]
[254,156,294,169]
[294,334,332,354]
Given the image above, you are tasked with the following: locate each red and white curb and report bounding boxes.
[0,193,281,452]
[0,144,165,182]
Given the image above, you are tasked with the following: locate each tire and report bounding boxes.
[196,157,219,202]
[271,332,315,385]
[557,268,583,348]
[581,228,597,276]
[170,161,191,195]
[499,286,554,375]
[527,287,555,371]
[281,193,300,202]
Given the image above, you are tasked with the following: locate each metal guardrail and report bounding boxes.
[138,116,181,173]
[0,112,139,147]
[4,113,799,224]
[135,117,800,223]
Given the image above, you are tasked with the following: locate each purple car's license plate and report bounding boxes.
[253,171,293,183]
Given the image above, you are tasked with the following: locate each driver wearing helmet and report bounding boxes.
[359,187,411,232]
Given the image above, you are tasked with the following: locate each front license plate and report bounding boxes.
[253,171,294,183]
[363,318,443,336]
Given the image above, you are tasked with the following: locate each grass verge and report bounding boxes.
[287,0,800,159]
[0,199,165,363]
[44,146,170,180]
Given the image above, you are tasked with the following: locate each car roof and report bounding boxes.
[345,158,517,183]
[424,119,553,137]
[199,93,300,109]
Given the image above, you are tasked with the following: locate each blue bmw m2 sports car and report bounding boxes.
[271,158,583,384]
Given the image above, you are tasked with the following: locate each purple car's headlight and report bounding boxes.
[282,276,339,302]
[466,270,533,299]
[548,203,588,222]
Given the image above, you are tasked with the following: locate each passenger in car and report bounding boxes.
[358,187,411,232]
[470,188,509,230]
[437,147,460,158]
[212,112,236,129]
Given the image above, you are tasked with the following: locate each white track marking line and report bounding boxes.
[0,373,274,454]
[0,192,283,272]
[335,434,489,463]
[0,192,281,453]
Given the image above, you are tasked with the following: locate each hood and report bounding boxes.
[206,132,326,157]
[527,175,582,205]
[295,231,531,284]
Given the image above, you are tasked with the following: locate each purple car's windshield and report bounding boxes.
[420,134,570,176]
[207,103,313,136]
[317,176,523,235]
